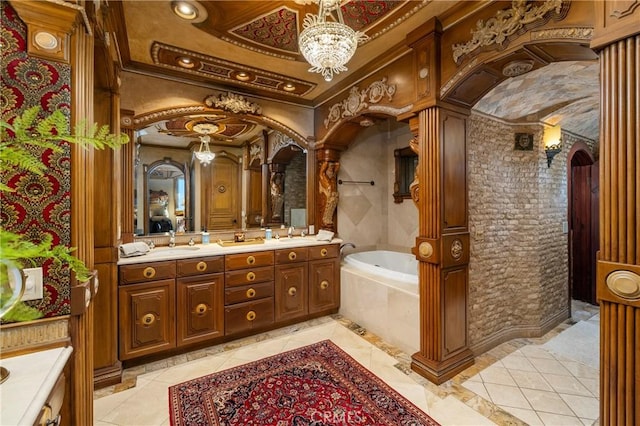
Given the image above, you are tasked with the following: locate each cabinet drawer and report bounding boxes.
[225,266,273,287]
[225,251,274,270]
[308,244,339,260]
[275,247,308,264]
[225,282,273,305]
[119,261,176,284]
[225,298,274,335]
[177,256,224,277]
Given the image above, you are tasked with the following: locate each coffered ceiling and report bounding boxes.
[112,1,600,142]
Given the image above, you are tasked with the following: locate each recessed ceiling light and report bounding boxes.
[235,72,251,81]
[283,83,296,92]
[177,56,195,68]
[172,1,198,20]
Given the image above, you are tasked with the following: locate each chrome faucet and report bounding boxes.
[340,242,356,253]
[168,230,176,247]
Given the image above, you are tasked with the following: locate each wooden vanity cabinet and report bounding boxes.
[176,256,225,347]
[118,244,340,362]
[308,245,340,314]
[224,250,275,335]
[275,248,308,322]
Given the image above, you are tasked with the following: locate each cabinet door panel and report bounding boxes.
[275,264,308,322]
[309,259,340,314]
[119,279,175,360]
[177,273,224,347]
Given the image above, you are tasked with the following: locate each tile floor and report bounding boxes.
[94,301,600,426]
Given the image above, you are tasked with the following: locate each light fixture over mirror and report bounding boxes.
[299,0,369,82]
[193,123,218,166]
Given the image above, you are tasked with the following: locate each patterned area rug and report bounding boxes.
[169,340,440,425]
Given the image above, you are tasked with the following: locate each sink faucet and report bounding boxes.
[168,230,176,247]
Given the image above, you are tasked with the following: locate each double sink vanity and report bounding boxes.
[117,236,341,362]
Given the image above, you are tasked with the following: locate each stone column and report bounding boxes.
[316,149,341,233]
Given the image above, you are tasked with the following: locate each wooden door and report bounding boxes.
[570,162,599,304]
[201,155,240,230]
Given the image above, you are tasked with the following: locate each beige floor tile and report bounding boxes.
[537,411,585,425]
[462,380,491,401]
[529,357,572,375]
[480,365,518,386]
[521,388,575,416]
[544,373,593,396]
[576,376,599,397]
[484,383,532,409]
[559,394,599,420]
[500,354,538,372]
[508,369,554,392]
[429,395,498,426]
[500,406,544,425]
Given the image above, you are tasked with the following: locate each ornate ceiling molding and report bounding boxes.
[452,0,564,64]
[530,26,593,41]
[324,77,396,129]
[205,92,263,115]
[151,42,315,97]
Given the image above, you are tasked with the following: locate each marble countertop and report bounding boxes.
[0,346,73,426]
[118,236,342,265]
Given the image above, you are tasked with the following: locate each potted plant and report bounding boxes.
[0,106,128,322]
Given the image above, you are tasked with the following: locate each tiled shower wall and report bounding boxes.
[337,120,417,252]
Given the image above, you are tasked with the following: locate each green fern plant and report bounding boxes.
[1,106,129,321]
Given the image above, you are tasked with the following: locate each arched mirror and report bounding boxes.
[142,160,189,234]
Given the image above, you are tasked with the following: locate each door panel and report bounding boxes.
[202,155,240,230]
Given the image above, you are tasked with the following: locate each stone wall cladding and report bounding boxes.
[284,151,306,226]
[467,113,582,348]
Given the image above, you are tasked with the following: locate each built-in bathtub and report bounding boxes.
[340,250,419,355]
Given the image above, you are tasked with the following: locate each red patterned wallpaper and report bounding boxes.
[1,3,72,318]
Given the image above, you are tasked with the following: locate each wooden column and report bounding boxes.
[592,3,640,424]
[407,18,474,384]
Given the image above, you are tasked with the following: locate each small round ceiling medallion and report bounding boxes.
[34,31,58,50]
[502,60,534,77]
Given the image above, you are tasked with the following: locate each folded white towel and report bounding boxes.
[316,229,334,241]
[119,242,150,258]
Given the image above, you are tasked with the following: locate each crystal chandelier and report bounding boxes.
[193,123,218,166]
[298,0,368,82]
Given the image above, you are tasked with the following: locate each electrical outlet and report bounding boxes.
[22,267,43,301]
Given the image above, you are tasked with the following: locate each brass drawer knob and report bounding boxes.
[320,248,328,257]
[246,288,256,298]
[246,310,256,321]
[246,271,256,281]
[195,303,207,314]
[288,286,297,296]
[143,267,156,279]
[142,313,155,325]
[288,251,297,261]
[320,280,329,290]
[196,261,207,272]
[246,255,256,265]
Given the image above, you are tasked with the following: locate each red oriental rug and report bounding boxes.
[168,340,440,425]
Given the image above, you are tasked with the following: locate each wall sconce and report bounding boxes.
[544,124,562,168]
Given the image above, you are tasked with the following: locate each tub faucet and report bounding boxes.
[340,242,356,253]
[168,230,176,247]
